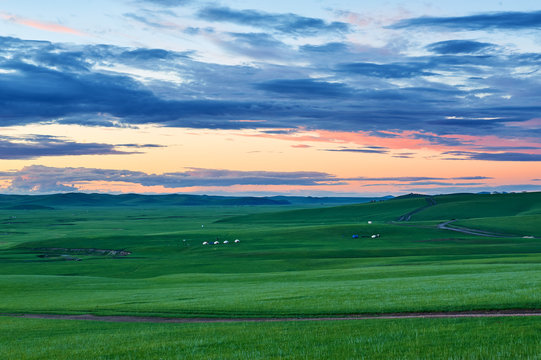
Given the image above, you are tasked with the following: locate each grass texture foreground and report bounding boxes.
[1,316,540,359]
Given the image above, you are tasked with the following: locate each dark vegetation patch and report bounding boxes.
[36,254,81,261]
[32,248,131,256]
[393,193,430,199]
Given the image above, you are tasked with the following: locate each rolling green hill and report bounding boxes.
[0,193,289,208]
[218,197,428,225]
[0,193,387,209]
[410,192,541,220]
[219,191,541,227]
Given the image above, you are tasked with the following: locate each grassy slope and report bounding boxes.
[0,192,540,317]
[1,192,540,358]
[1,263,540,317]
[454,215,541,237]
[1,316,540,360]
[218,197,429,225]
[410,192,541,221]
[0,193,385,209]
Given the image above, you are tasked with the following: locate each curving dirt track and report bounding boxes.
[2,310,541,323]
[396,197,436,222]
[437,220,518,237]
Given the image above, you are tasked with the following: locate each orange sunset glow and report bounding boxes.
[0,1,540,196]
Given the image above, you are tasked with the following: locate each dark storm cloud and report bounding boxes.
[34,51,90,72]
[261,129,297,135]
[1,36,541,141]
[351,176,492,182]
[120,48,174,60]
[323,148,389,154]
[425,55,499,71]
[444,151,541,161]
[0,60,163,125]
[398,181,486,186]
[455,176,493,180]
[255,79,353,98]
[336,62,434,78]
[0,135,134,159]
[115,143,165,148]
[402,184,541,194]
[197,6,350,35]
[426,40,495,54]
[470,152,541,161]
[427,118,500,130]
[300,42,349,53]
[0,51,286,127]
[477,146,541,151]
[0,166,496,193]
[391,11,541,31]
[392,154,413,159]
[0,166,348,193]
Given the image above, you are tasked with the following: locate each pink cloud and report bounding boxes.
[504,118,541,129]
[339,11,374,27]
[246,129,434,151]
[337,8,414,28]
[446,134,541,154]
[1,12,85,36]
[245,128,541,155]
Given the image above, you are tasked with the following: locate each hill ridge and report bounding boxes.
[0,192,389,208]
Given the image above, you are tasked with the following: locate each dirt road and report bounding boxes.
[437,220,512,237]
[396,197,436,222]
[2,310,541,323]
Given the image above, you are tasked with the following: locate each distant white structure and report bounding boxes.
[214,241,219,245]
[223,240,229,244]
[368,221,372,224]
[202,241,208,245]
[371,235,376,238]
[234,239,240,243]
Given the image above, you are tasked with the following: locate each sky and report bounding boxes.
[0,0,540,196]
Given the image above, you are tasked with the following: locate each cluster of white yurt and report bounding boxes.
[202,239,241,245]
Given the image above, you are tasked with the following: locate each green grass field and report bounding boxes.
[455,215,541,237]
[0,191,540,358]
[1,316,540,359]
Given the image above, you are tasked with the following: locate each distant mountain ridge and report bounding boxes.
[0,193,391,209]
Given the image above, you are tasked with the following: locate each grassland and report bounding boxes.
[409,192,541,221]
[1,316,540,359]
[454,215,541,237]
[0,191,540,358]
